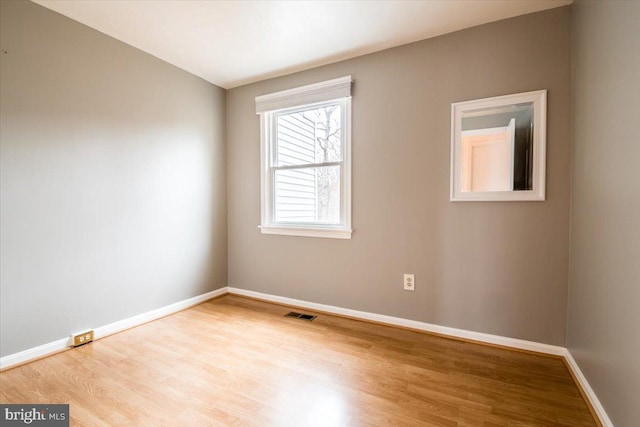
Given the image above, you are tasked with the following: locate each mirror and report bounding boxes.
[450,90,546,201]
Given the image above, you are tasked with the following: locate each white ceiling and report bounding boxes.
[33,0,572,89]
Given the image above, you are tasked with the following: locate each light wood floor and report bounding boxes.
[0,295,597,426]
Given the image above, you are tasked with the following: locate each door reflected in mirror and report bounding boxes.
[451,91,546,201]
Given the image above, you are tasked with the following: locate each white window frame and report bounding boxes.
[256,76,353,239]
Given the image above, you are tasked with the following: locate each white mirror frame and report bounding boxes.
[450,89,547,202]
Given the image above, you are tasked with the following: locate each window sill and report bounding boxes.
[259,225,353,239]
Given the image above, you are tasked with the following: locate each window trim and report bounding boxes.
[257,78,353,239]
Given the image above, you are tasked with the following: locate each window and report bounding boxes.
[256,76,352,239]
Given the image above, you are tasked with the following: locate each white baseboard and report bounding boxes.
[563,349,614,427]
[0,286,227,370]
[0,337,71,372]
[228,287,614,425]
[226,287,566,356]
[94,287,228,339]
[1,284,612,427]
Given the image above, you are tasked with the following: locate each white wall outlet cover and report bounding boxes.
[403,274,415,291]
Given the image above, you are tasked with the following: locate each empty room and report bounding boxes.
[0,0,638,426]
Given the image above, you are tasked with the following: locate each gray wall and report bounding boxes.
[227,7,572,345]
[568,1,640,426]
[0,0,227,356]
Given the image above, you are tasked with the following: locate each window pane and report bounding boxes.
[274,165,341,224]
[276,104,342,167]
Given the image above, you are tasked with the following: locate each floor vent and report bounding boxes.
[285,312,317,321]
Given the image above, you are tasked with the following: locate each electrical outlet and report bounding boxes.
[403,274,415,291]
[71,329,94,347]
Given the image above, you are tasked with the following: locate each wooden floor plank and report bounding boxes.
[0,295,597,426]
